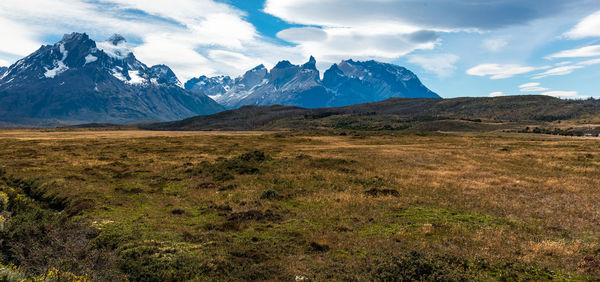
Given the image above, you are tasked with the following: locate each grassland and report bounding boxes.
[0,129,599,280]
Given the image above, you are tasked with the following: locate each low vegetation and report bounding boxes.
[0,129,598,280]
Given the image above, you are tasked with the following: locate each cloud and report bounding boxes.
[466,64,542,79]
[578,58,600,65]
[554,61,573,66]
[489,91,506,97]
[531,58,600,79]
[264,0,570,30]
[542,90,583,98]
[565,10,600,39]
[483,38,508,52]
[518,82,549,92]
[264,0,597,74]
[0,58,10,67]
[275,26,439,66]
[0,0,293,80]
[0,17,44,56]
[548,45,600,58]
[407,53,459,77]
[532,65,584,79]
[277,27,327,43]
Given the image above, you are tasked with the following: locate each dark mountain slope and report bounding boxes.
[143,95,600,131]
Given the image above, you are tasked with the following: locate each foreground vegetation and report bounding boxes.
[0,129,599,280]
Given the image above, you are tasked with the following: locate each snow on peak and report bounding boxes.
[97,35,132,60]
[127,70,145,85]
[44,43,69,78]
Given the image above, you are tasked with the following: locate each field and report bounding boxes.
[0,129,599,280]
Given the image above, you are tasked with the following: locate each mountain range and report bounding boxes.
[184,56,440,109]
[0,32,440,126]
[0,33,223,126]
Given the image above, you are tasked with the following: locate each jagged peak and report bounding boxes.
[273,60,294,69]
[149,64,171,71]
[251,64,266,71]
[302,56,317,70]
[107,34,127,45]
[60,32,90,43]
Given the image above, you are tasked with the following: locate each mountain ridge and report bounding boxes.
[0,32,224,126]
[185,57,440,109]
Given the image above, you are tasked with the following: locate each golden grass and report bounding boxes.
[0,129,599,280]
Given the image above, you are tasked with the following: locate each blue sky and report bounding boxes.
[1,0,600,98]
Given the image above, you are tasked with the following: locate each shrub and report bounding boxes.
[260,189,281,200]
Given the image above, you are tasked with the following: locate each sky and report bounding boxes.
[1,0,600,98]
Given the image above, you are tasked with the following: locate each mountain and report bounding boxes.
[0,67,6,77]
[184,75,234,97]
[185,56,440,109]
[0,33,224,126]
[143,95,600,131]
[322,59,439,105]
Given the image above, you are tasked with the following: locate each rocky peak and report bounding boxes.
[302,56,317,70]
[149,65,181,87]
[107,34,127,45]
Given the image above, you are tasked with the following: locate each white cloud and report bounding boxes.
[0,17,43,56]
[483,38,508,52]
[519,82,540,88]
[578,58,600,65]
[407,53,459,77]
[542,90,581,98]
[548,45,600,58]
[518,82,549,92]
[565,10,600,39]
[0,0,289,81]
[532,65,584,79]
[0,59,10,67]
[263,0,574,30]
[277,27,327,43]
[554,61,573,66]
[275,26,439,68]
[467,64,542,79]
[489,91,506,97]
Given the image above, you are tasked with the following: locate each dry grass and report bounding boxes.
[0,129,599,280]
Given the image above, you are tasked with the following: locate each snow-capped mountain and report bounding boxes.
[0,32,223,126]
[322,59,440,106]
[0,67,7,77]
[184,75,235,97]
[185,57,440,109]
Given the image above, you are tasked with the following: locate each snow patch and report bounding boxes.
[44,43,69,78]
[127,70,145,85]
[208,94,223,100]
[111,69,127,82]
[84,54,98,64]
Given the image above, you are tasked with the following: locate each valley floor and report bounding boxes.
[0,129,598,280]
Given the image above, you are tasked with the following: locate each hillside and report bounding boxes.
[143,95,600,131]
